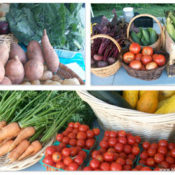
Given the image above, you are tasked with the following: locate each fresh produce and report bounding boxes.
[0,121,6,129]
[10,43,27,64]
[0,21,9,34]
[131,28,158,46]
[5,56,24,84]
[123,91,139,108]
[0,76,12,85]
[0,140,13,157]
[0,41,10,66]
[41,29,59,73]
[123,43,166,71]
[0,62,5,82]
[166,11,175,41]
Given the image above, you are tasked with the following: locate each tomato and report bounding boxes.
[52,152,62,163]
[93,128,100,136]
[77,139,85,148]
[87,130,95,138]
[68,162,79,171]
[129,60,142,70]
[135,53,142,61]
[140,151,148,160]
[103,152,114,162]
[116,157,126,166]
[70,147,78,157]
[86,139,95,148]
[146,62,158,70]
[104,130,110,137]
[114,143,124,152]
[170,164,175,169]
[142,46,153,56]
[74,122,80,129]
[83,166,92,171]
[158,146,167,155]
[140,167,152,171]
[150,143,158,150]
[100,140,109,149]
[141,64,146,70]
[168,143,175,150]
[78,150,87,159]
[113,152,119,160]
[79,124,89,132]
[142,141,150,150]
[100,162,110,171]
[68,122,74,128]
[128,154,135,160]
[99,148,106,154]
[107,147,116,153]
[123,52,135,64]
[66,127,73,132]
[90,159,100,169]
[154,167,160,171]
[159,140,168,147]
[63,130,70,136]
[69,139,77,146]
[110,162,122,171]
[171,149,175,158]
[141,55,152,65]
[63,156,73,166]
[119,152,127,159]
[96,154,104,162]
[135,136,141,143]
[56,161,65,169]
[129,42,141,54]
[43,155,54,166]
[139,159,146,165]
[109,131,117,138]
[62,137,70,144]
[45,146,57,156]
[92,150,100,159]
[153,54,166,66]
[146,157,155,167]
[56,134,63,142]
[58,143,66,150]
[166,156,175,164]
[118,136,127,145]
[160,161,169,169]
[154,153,164,163]
[77,131,87,140]
[135,165,143,170]
[123,165,132,170]
[125,158,133,165]
[118,130,126,137]
[62,148,70,157]
[124,144,132,154]
[68,132,76,139]
[147,148,156,157]
[132,146,140,155]
[128,135,136,145]
[74,155,84,165]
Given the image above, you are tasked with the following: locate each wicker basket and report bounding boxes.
[91,34,121,77]
[0,137,54,171]
[127,14,163,50]
[77,91,175,142]
[120,50,169,80]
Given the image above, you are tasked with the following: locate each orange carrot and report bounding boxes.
[0,121,6,129]
[18,140,42,160]
[9,127,35,152]
[0,122,21,142]
[0,140,13,157]
[8,140,30,162]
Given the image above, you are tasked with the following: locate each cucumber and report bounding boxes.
[136,29,142,39]
[141,28,150,44]
[141,37,150,46]
[148,28,157,45]
[131,31,141,44]
[88,91,133,109]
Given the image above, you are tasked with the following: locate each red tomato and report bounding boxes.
[118,130,127,137]
[128,135,136,145]
[45,146,57,156]
[72,128,79,134]
[68,132,76,139]
[135,136,141,143]
[100,162,110,171]
[170,164,175,169]
[74,122,80,129]
[124,144,132,154]
[114,143,124,152]
[129,60,142,70]
[78,150,87,159]
[86,139,95,148]
[56,161,65,169]
[140,151,148,160]
[103,152,115,162]
[56,134,63,142]
[104,130,110,137]
[153,54,166,66]
[83,166,92,171]
[123,164,132,170]
[96,154,104,162]
[125,158,133,165]
[69,139,77,146]
[146,157,155,167]
[109,131,117,138]
[74,155,84,165]
[70,147,78,157]
[116,157,126,166]
[90,159,100,169]
[158,146,167,155]
[68,122,74,128]
[123,52,135,64]
[66,127,73,132]
[142,141,150,150]
[140,167,152,171]
[43,155,55,166]
[79,124,89,132]
[159,140,168,147]
[62,137,70,144]
[168,143,175,150]
[150,143,158,150]
[160,161,169,169]
[58,143,66,150]
[135,165,143,170]
[171,149,175,158]
[77,131,87,140]
[52,152,62,163]
[93,128,100,136]
[68,162,79,171]
[92,150,100,159]
[166,156,175,164]
[132,146,140,155]
[148,148,156,157]
[141,64,146,70]
[154,167,160,171]
[100,140,109,149]
[154,153,164,163]
[142,46,153,56]
[139,159,146,165]
[135,53,142,61]
[129,43,141,54]
[87,130,95,138]
[128,154,135,160]
[62,148,70,157]
[118,136,127,145]
[146,62,158,70]
[77,139,85,148]
[99,148,107,154]
[110,162,122,171]
[107,147,116,153]
[119,152,127,159]
[63,156,73,166]
[63,130,70,136]
[141,55,152,65]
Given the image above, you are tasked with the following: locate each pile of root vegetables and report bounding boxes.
[0,29,80,85]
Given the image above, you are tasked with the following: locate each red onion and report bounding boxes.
[0,21,9,34]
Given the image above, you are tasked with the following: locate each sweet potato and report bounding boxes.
[0,41,10,65]
[0,62,5,82]
[27,40,44,63]
[25,59,44,81]
[0,76,12,85]
[5,56,24,84]
[10,43,27,64]
[41,29,59,72]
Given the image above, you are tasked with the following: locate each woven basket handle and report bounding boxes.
[127,14,163,40]
[91,34,121,53]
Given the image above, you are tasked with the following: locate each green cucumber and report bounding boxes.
[141,28,150,44]
[148,28,157,45]
[131,31,141,44]
[88,91,133,109]
[136,29,142,39]
[141,37,150,46]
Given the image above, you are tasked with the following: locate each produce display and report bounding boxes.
[122,43,166,71]
[131,28,158,46]
[166,11,175,42]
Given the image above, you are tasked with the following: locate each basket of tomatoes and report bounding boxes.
[121,43,169,80]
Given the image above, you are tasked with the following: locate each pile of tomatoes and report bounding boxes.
[139,140,175,170]
[83,130,141,171]
[43,144,87,171]
[123,43,166,71]
[56,122,100,150]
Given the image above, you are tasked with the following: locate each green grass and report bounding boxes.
[92,4,175,19]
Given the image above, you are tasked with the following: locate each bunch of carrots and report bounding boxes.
[0,91,83,163]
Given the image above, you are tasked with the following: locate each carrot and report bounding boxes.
[41,29,59,73]
[0,122,21,142]
[18,140,42,160]
[9,127,35,152]
[0,140,13,157]
[0,121,6,129]
[8,140,30,162]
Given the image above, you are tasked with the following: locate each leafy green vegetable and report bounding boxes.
[6,3,84,51]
